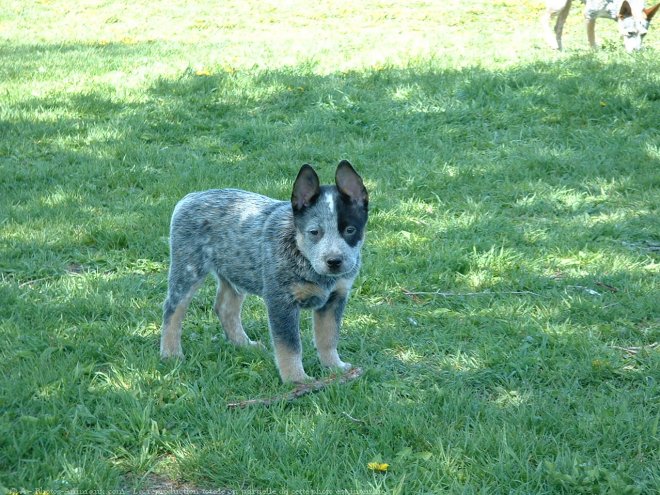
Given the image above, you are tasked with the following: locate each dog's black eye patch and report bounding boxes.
[335,192,368,247]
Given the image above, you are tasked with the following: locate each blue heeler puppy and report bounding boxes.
[160,161,368,383]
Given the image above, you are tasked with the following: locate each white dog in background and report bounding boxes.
[543,0,660,51]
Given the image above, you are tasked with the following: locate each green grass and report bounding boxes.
[1,0,659,493]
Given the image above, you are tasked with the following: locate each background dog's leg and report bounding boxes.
[586,18,597,48]
[313,289,351,371]
[214,278,260,347]
[543,0,572,50]
[541,9,560,49]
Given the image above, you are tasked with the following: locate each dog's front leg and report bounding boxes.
[266,300,310,383]
[313,283,352,372]
[543,0,572,50]
[586,17,598,48]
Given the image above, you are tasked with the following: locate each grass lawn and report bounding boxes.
[1,0,659,493]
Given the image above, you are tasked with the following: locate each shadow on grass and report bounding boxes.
[4,55,657,279]
[1,41,659,491]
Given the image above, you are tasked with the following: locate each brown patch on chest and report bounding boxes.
[333,277,353,299]
[290,282,329,306]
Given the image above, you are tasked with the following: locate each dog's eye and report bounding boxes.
[308,228,320,236]
[345,226,357,235]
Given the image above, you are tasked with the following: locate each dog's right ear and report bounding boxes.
[291,164,321,211]
[645,3,660,21]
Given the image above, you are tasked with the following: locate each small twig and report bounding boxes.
[622,240,660,253]
[611,343,658,356]
[402,288,539,298]
[566,285,602,296]
[227,367,364,409]
[18,277,51,288]
[342,411,367,424]
[596,282,619,293]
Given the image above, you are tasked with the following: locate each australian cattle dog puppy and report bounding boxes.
[160,161,369,383]
[543,0,660,51]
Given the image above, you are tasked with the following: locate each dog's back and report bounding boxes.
[169,189,288,296]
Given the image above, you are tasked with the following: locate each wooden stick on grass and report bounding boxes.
[402,288,540,297]
[227,367,364,409]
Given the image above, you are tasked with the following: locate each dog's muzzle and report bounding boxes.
[326,256,344,272]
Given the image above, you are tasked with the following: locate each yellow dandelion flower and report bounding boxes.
[195,69,212,76]
[368,462,389,472]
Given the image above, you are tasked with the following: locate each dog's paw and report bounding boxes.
[327,361,352,376]
[318,348,353,369]
[338,361,352,371]
[319,354,352,371]
[548,41,560,50]
[247,339,267,351]
[293,374,314,384]
[279,366,313,384]
[160,350,185,360]
[284,372,314,384]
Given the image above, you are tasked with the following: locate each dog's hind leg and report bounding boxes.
[214,278,261,347]
[161,274,205,359]
[543,0,572,50]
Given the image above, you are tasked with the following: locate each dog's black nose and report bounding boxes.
[326,257,343,270]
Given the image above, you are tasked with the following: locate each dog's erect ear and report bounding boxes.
[335,160,368,207]
[619,1,633,19]
[644,3,660,21]
[292,164,321,211]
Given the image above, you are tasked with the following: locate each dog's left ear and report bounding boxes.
[292,164,321,211]
[644,3,660,21]
[336,160,368,207]
[619,0,633,19]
